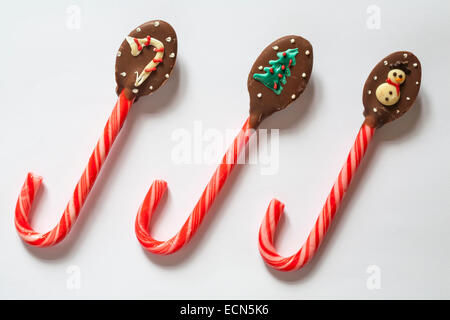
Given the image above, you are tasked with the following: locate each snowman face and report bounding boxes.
[387,69,406,84]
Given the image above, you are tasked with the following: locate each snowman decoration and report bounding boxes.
[375,61,411,106]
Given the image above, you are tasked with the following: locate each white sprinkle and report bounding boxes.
[416,81,420,85]
[413,63,418,68]
[136,27,141,32]
[165,36,172,42]
[305,50,310,56]
[258,65,263,70]
[273,45,279,50]
[368,90,372,95]
[169,52,175,58]
[117,51,121,57]
[154,21,160,27]
[373,107,378,112]
[373,76,378,80]
[291,94,296,99]
[257,93,262,98]
[290,38,295,44]
[396,110,400,114]
[301,73,307,78]
[149,86,153,90]
[132,89,139,93]
[403,53,408,58]
[384,60,388,65]
[406,97,411,101]
[165,73,170,79]
[120,72,126,77]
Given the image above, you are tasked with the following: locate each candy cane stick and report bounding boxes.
[258,123,375,271]
[258,50,421,272]
[14,20,178,248]
[15,92,133,247]
[135,35,313,255]
[135,118,253,254]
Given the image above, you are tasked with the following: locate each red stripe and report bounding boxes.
[27,174,36,202]
[134,38,142,51]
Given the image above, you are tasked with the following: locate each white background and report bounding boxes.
[1,0,449,299]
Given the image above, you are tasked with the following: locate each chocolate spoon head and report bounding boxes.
[115,20,178,101]
[247,36,313,129]
[363,51,421,128]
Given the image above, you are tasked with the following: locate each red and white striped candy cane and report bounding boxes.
[258,123,375,271]
[15,91,133,247]
[135,118,253,254]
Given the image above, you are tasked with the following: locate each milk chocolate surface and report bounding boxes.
[247,36,313,128]
[115,20,177,100]
[363,51,421,128]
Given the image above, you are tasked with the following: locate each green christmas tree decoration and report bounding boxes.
[253,48,299,95]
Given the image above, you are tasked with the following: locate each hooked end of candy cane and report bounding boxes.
[153,179,167,190]
[268,198,285,225]
[15,172,44,240]
[27,172,43,183]
[144,179,168,204]
[25,172,43,196]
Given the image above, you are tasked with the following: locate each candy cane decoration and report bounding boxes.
[14,92,133,247]
[135,118,253,254]
[258,123,375,271]
[125,35,164,86]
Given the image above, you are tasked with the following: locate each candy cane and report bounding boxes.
[135,35,313,255]
[14,92,133,247]
[258,124,375,271]
[14,20,178,248]
[135,118,253,254]
[258,50,421,272]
